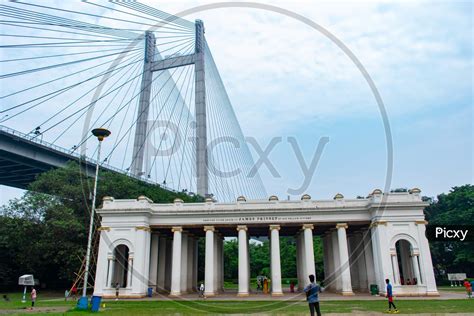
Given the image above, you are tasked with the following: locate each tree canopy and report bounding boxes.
[0,161,201,290]
[425,184,474,278]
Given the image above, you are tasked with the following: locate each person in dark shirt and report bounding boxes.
[304,274,323,316]
[385,279,399,313]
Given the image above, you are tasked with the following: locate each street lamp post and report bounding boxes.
[78,128,110,309]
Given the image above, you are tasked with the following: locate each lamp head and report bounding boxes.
[91,128,111,141]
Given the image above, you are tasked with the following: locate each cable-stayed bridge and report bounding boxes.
[0,1,267,202]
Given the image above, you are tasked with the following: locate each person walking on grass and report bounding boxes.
[385,279,399,314]
[304,274,322,316]
[30,287,37,310]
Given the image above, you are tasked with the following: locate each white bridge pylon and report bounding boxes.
[131,20,208,197]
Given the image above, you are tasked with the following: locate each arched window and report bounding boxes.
[113,244,129,288]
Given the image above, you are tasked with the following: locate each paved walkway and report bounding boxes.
[109,290,467,302]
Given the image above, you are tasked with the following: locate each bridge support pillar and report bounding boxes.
[194,20,208,197]
[131,31,156,177]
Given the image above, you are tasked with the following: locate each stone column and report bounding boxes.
[170,227,183,296]
[336,223,354,295]
[149,234,159,290]
[416,219,439,294]
[237,225,249,296]
[270,225,283,296]
[157,237,167,292]
[303,224,316,279]
[126,256,133,288]
[204,226,216,296]
[106,255,115,288]
[391,252,401,285]
[411,253,422,285]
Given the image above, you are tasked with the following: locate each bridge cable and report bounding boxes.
[84,1,194,32]
[100,40,195,164]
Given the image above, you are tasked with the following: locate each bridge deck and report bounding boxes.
[0,125,172,191]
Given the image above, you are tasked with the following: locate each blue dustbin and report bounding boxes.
[91,295,102,312]
[147,287,153,297]
[76,296,89,310]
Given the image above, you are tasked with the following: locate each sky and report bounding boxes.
[0,0,472,205]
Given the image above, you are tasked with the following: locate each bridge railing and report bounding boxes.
[0,125,180,194]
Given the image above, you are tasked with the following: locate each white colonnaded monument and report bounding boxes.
[93,188,439,298]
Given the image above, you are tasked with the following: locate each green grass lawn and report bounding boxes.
[1,292,473,315]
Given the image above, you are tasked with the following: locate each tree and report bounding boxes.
[0,161,201,290]
[249,239,269,277]
[425,185,474,278]
[280,238,296,278]
[223,239,238,280]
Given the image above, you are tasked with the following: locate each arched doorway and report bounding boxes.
[395,239,417,285]
[113,244,129,288]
